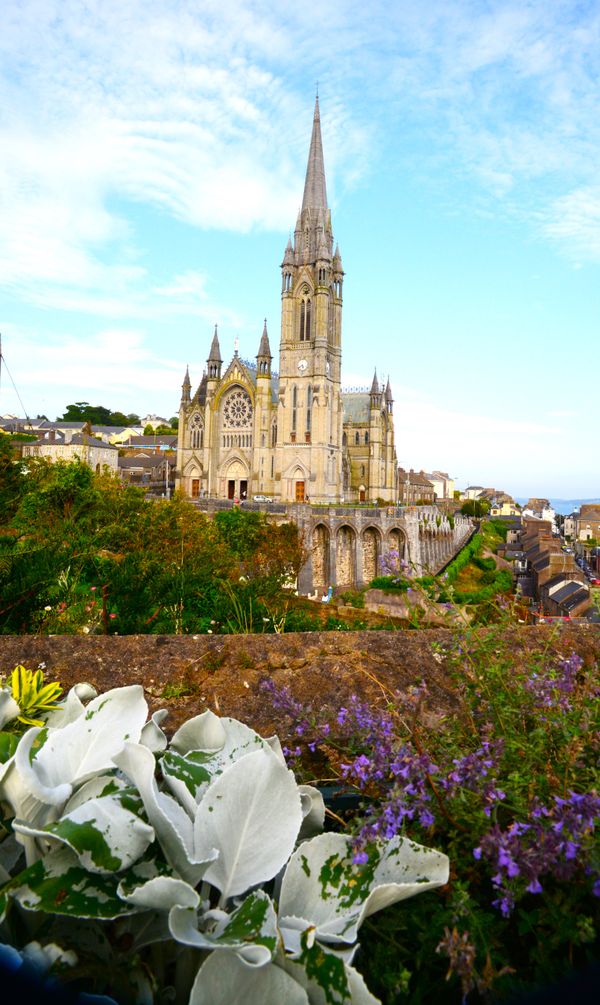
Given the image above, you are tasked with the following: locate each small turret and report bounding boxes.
[370,369,382,407]
[332,243,343,273]
[181,365,191,405]
[257,319,272,377]
[207,324,222,379]
[282,237,294,266]
[385,377,393,414]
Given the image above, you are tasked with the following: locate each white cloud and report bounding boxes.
[542,187,600,261]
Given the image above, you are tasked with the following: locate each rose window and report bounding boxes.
[223,389,253,428]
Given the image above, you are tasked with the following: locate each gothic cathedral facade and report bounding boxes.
[176,99,397,504]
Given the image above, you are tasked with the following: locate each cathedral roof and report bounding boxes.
[342,392,371,424]
[301,97,328,214]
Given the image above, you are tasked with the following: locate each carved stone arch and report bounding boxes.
[336,524,356,588]
[387,527,407,562]
[361,525,382,582]
[183,458,203,477]
[312,523,330,591]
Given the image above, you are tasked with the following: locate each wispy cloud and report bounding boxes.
[2,0,600,330]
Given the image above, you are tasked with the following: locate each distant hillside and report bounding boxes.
[515,497,600,516]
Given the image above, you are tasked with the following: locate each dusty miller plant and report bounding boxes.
[0,673,449,1004]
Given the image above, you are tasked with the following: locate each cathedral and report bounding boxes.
[176,99,397,505]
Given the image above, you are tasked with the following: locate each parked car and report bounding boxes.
[253,494,273,503]
[590,578,600,586]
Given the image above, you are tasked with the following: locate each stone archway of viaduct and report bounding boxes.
[293,505,473,596]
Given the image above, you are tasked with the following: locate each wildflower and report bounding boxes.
[44,605,52,612]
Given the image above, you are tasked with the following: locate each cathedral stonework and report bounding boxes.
[176,99,397,504]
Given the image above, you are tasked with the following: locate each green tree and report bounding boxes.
[59,403,140,427]
[461,498,491,517]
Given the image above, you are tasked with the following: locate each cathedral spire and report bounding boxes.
[301,97,328,214]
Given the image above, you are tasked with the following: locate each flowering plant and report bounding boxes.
[0,671,448,1004]
[262,632,600,1001]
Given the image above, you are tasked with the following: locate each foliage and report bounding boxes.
[263,627,600,1002]
[1,665,63,728]
[461,500,491,517]
[369,577,409,593]
[0,673,448,1004]
[0,438,25,522]
[60,402,140,427]
[0,463,303,636]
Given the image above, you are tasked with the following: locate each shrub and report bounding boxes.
[0,670,448,1004]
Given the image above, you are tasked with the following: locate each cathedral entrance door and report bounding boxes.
[228,481,235,499]
[240,480,248,501]
[191,479,200,499]
[295,481,305,502]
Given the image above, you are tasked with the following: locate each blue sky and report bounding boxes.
[0,0,598,497]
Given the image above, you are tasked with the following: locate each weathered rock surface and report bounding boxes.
[1,625,598,738]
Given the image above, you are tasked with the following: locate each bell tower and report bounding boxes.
[276,98,344,503]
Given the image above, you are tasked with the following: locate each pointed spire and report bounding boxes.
[301,97,328,214]
[258,319,271,357]
[385,377,393,402]
[283,236,294,265]
[257,319,272,377]
[208,324,221,362]
[333,242,343,272]
[370,369,380,395]
[181,364,191,404]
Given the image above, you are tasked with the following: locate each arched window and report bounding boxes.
[299,297,312,341]
[355,431,360,445]
[306,385,312,432]
[271,421,277,447]
[291,385,297,432]
[342,432,347,446]
[365,431,369,444]
[190,413,203,450]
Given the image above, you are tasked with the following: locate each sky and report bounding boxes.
[0,0,599,498]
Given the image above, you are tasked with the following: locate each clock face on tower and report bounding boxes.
[297,358,308,372]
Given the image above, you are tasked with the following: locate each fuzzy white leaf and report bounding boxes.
[13,685,148,811]
[43,683,97,729]
[0,690,20,729]
[141,710,169,753]
[171,711,267,773]
[189,950,309,1005]
[13,793,154,874]
[118,875,199,912]
[169,890,277,966]
[298,785,326,840]
[279,832,449,945]
[282,955,381,1005]
[113,742,218,886]
[194,747,303,898]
